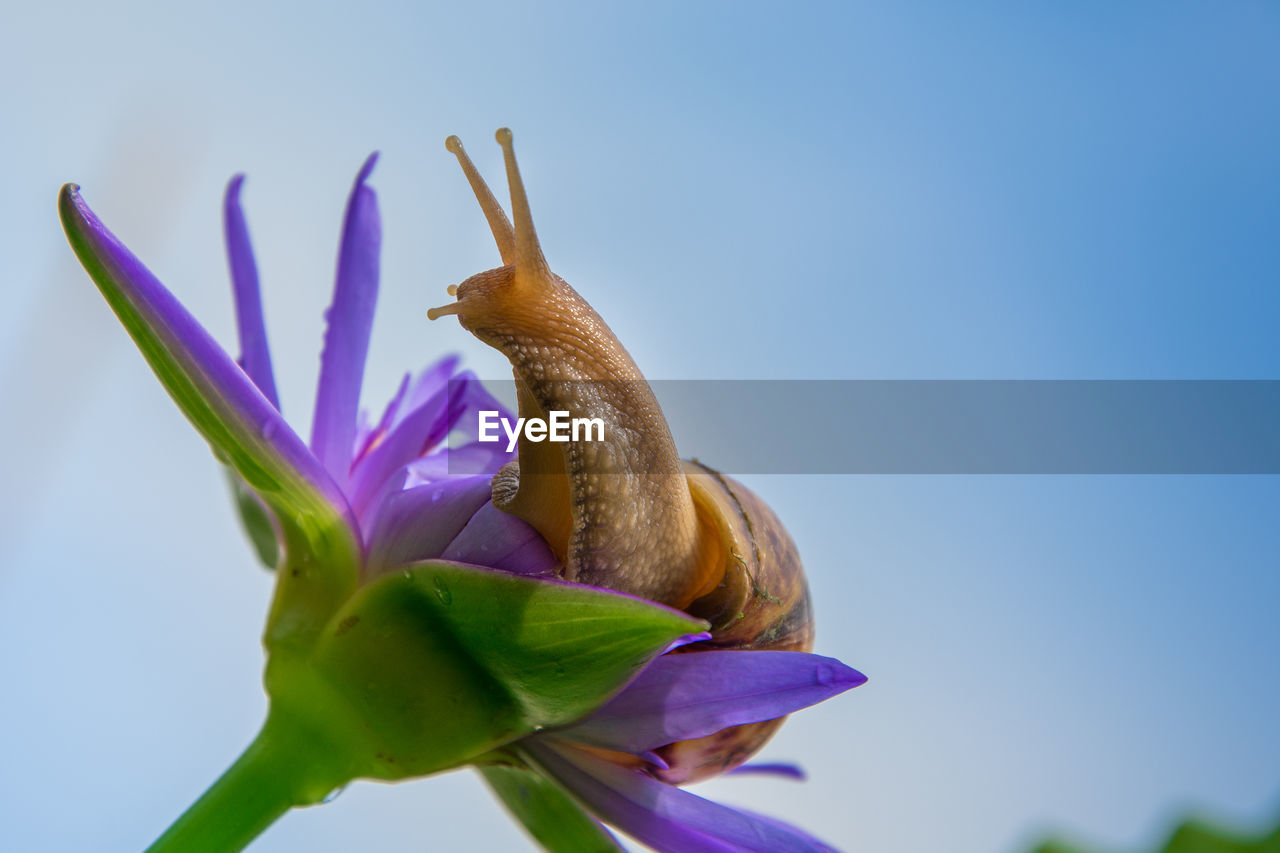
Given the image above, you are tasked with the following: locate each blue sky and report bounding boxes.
[1,3,1278,851]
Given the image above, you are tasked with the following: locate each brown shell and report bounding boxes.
[644,461,815,784]
[682,461,814,653]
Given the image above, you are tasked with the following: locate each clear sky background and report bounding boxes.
[1,3,1278,851]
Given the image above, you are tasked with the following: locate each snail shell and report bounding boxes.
[429,130,813,784]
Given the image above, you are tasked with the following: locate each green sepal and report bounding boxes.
[266,560,705,781]
[479,759,624,853]
[227,470,279,568]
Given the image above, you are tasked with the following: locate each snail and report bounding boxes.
[428,129,814,783]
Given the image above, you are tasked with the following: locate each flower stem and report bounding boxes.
[146,709,346,853]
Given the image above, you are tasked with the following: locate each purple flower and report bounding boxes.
[512,649,866,852]
[59,154,866,853]
[222,155,554,577]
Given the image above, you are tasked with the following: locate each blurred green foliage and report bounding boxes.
[1034,816,1280,853]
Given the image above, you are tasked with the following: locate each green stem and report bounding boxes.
[146,709,347,853]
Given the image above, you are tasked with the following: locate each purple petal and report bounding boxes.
[661,633,715,655]
[561,652,866,756]
[727,764,807,782]
[350,370,516,512]
[391,355,460,431]
[446,372,517,442]
[59,185,358,543]
[406,440,514,482]
[222,174,280,409]
[348,384,450,520]
[733,807,836,842]
[311,152,381,486]
[364,475,492,571]
[354,371,409,461]
[524,739,838,853]
[428,373,519,476]
[440,501,560,576]
[351,359,467,488]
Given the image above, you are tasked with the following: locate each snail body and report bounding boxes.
[429,130,812,783]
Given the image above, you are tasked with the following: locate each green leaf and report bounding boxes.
[480,761,624,853]
[284,561,705,779]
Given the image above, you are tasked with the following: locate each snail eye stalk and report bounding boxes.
[446,134,515,265]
